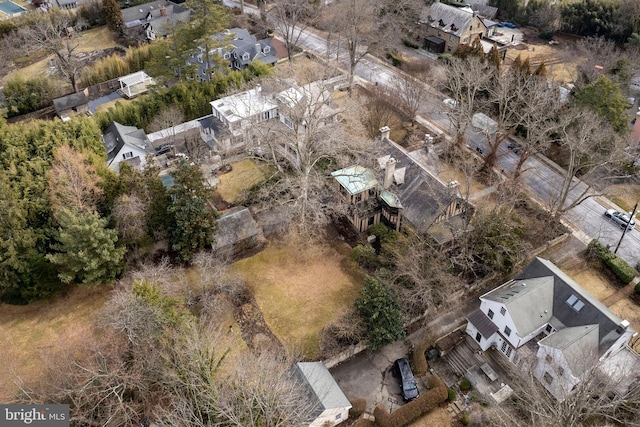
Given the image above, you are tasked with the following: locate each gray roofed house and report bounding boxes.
[103,121,155,172]
[121,0,191,41]
[186,28,278,81]
[53,90,89,121]
[419,2,487,54]
[295,361,351,426]
[466,257,637,400]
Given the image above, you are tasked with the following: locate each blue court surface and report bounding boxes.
[0,1,27,15]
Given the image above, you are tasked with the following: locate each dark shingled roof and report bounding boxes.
[420,3,485,38]
[468,309,499,338]
[102,121,154,165]
[53,91,89,113]
[374,137,457,233]
[516,257,626,355]
[211,206,261,254]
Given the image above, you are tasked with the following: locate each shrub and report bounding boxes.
[386,52,404,67]
[461,411,470,426]
[350,398,367,419]
[351,244,380,270]
[373,375,448,427]
[355,276,405,351]
[635,282,640,294]
[4,76,57,117]
[447,388,456,402]
[411,340,429,377]
[539,31,554,40]
[402,38,419,49]
[589,239,638,284]
[460,378,471,391]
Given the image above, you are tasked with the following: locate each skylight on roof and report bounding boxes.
[566,294,584,312]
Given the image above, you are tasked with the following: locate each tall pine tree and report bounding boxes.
[104,0,123,34]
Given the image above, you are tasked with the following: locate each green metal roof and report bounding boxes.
[380,189,402,208]
[331,165,378,195]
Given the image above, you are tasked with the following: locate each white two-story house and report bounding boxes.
[466,257,637,399]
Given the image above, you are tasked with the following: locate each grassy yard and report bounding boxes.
[0,285,111,402]
[233,236,364,359]
[215,159,273,204]
[604,184,640,212]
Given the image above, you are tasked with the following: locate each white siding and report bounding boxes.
[309,407,350,427]
[534,345,580,400]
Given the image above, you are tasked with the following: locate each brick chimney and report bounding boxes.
[384,158,396,189]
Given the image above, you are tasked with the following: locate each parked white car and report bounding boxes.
[605,208,636,230]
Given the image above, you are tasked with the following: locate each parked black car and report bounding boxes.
[394,358,419,401]
[155,143,174,156]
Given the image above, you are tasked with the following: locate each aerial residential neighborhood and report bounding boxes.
[1,0,640,425]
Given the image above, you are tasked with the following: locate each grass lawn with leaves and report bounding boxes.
[233,235,364,359]
[0,285,111,402]
[215,159,273,204]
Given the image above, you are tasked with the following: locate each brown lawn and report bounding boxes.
[215,159,272,204]
[604,184,640,212]
[437,162,487,198]
[505,29,587,84]
[0,285,111,402]
[565,265,617,301]
[232,236,363,359]
[408,407,452,427]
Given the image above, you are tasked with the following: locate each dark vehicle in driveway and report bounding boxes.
[394,358,419,401]
[155,144,174,156]
[605,208,635,231]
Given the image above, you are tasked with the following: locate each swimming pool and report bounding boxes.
[0,1,27,15]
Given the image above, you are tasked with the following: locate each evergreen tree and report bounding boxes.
[534,61,548,77]
[167,162,218,263]
[103,0,123,33]
[355,276,405,351]
[46,208,125,284]
[574,75,629,134]
[487,43,501,70]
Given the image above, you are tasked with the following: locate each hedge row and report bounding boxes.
[373,375,448,427]
[350,398,367,419]
[589,239,638,284]
[411,340,429,377]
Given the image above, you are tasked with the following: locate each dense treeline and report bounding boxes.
[490,0,640,44]
[93,62,272,132]
[0,115,220,303]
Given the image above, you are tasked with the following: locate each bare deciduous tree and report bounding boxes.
[391,67,431,125]
[245,70,370,234]
[48,144,103,215]
[549,108,624,217]
[112,194,148,248]
[271,0,320,64]
[443,56,492,155]
[18,10,83,92]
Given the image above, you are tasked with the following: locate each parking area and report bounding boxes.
[330,340,433,413]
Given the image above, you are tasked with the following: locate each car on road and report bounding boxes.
[155,143,174,156]
[394,358,419,402]
[443,98,458,109]
[605,209,636,230]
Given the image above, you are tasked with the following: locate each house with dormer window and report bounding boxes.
[332,127,471,242]
[466,257,638,399]
[419,2,487,53]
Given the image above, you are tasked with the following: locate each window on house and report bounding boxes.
[469,25,473,30]
[447,46,452,52]
[462,37,468,43]
[506,346,512,357]
[543,372,553,385]
[504,326,511,336]
[501,341,507,353]
[487,309,494,319]
[355,193,362,202]
[546,354,552,363]
[546,324,553,333]
[437,31,441,37]
[123,152,134,159]
[263,45,270,53]
[242,52,250,60]
[335,414,342,421]
[475,332,482,342]
[500,307,506,316]
[223,52,230,59]
[449,35,454,42]
[558,367,564,376]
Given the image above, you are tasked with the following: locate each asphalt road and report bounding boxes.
[222,1,640,267]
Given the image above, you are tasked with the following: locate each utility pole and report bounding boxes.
[614,202,638,254]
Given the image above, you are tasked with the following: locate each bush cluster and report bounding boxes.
[411,340,429,377]
[373,375,448,427]
[589,239,638,284]
[350,398,367,419]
